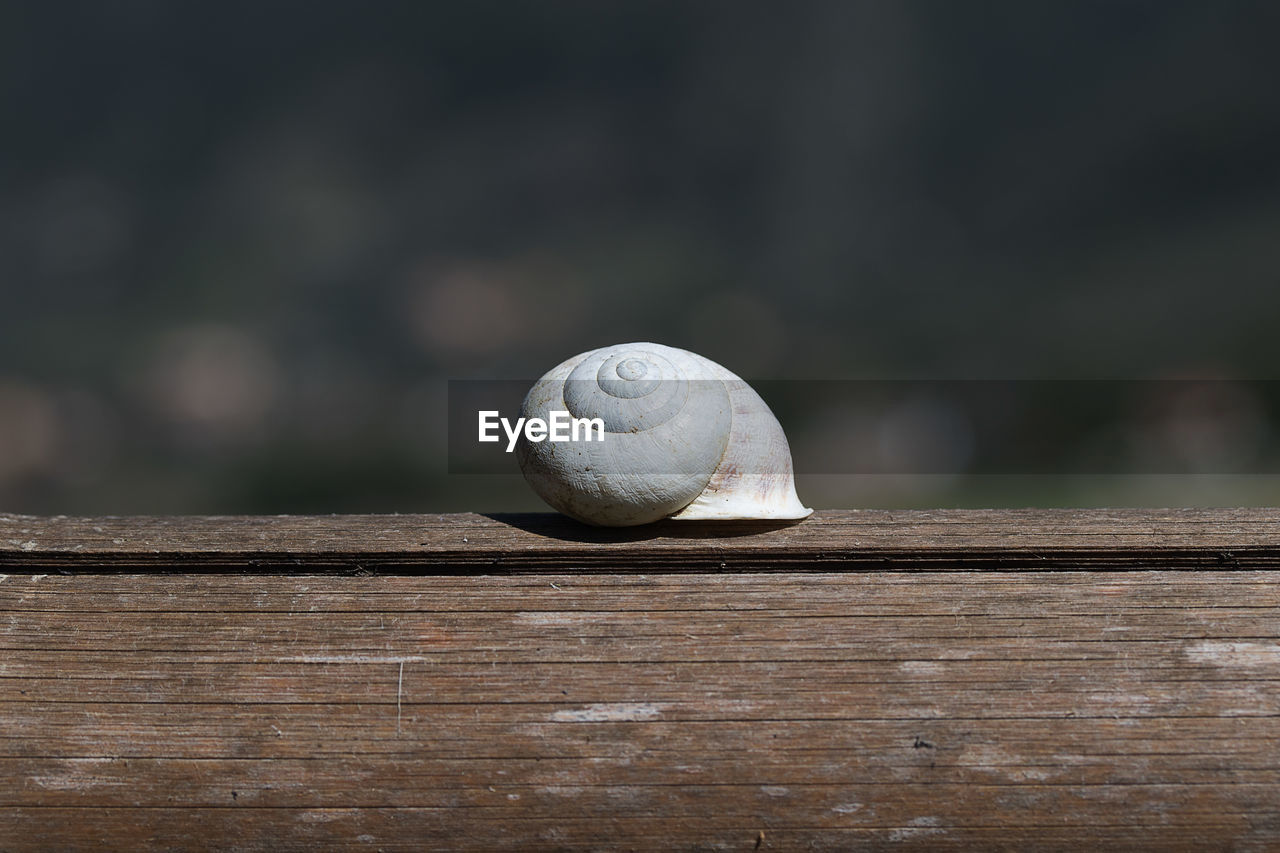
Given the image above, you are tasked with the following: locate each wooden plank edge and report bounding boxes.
[1,509,1278,573]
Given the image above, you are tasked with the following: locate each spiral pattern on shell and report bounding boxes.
[517,342,811,526]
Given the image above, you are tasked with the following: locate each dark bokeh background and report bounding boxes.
[3,1,1279,514]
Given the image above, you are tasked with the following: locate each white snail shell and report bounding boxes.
[517,342,812,526]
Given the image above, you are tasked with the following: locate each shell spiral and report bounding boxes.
[517,342,812,526]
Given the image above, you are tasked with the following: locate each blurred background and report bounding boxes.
[2,0,1279,515]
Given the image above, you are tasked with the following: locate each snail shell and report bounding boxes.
[517,342,812,526]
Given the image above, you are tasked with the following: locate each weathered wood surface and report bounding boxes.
[1,510,1278,850]
[2,507,1280,570]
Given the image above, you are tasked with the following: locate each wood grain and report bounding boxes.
[1,510,1278,850]
[2,507,1279,571]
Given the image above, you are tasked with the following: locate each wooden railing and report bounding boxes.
[2,509,1278,850]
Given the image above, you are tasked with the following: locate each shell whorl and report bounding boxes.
[517,342,811,526]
